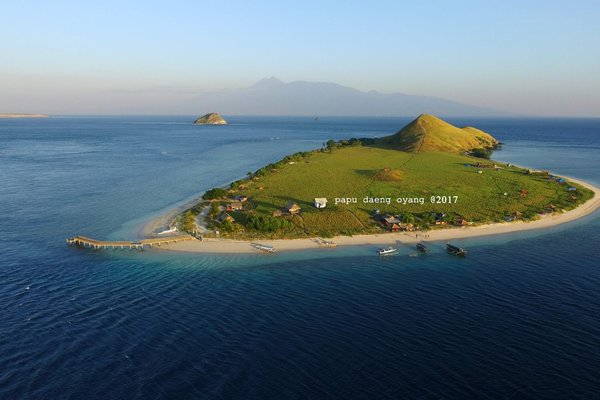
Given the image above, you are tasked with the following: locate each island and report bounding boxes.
[0,113,49,118]
[143,114,596,252]
[193,113,227,125]
[69,114,600,254]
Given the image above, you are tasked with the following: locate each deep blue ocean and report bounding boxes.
[1,116,600,399]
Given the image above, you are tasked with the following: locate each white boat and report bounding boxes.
[251,243,276,253]
[316,238,336,247]
[157,227,177,235]
[378,246,398,255]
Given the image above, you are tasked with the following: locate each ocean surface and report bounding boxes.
[1,116,600,399]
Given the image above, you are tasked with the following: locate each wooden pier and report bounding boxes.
[66,235,192,250]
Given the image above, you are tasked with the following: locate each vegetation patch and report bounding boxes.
[373,168,404,182]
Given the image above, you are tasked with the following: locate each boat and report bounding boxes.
[416,243,429,253]
[157,226,177,235]
[378,246,398,255]
[446,243,467,257]
[316,238,336,247]
[251,243,276,253]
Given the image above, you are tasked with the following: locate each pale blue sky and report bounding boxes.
[1,0,599,115]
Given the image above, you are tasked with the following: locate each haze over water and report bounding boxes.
[1,116,600,399]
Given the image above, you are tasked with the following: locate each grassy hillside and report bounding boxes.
[375,114,499,153]
[187,144,592,239]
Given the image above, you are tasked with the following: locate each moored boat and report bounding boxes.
[378,246,398,255]
[416,243,429,253]
[446,243,467,257]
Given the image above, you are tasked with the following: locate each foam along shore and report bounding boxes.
[147,176,600,255]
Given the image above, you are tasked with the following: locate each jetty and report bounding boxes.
[66,235,192,250]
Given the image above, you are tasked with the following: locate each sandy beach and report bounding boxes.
[144,176,600,255]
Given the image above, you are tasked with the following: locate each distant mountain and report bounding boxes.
[192,77,511,117]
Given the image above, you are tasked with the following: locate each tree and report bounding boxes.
[445,214,457,225]
[421,213,436,225]
[202,188,228,200]
[471,148,492,159]
[246,215,292,232]
[326,139,336,150]
[220,220,236,232]
[181,210,196,233]
[399,212,415,224]
[209,202,221,219]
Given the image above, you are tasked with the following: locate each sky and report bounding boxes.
[1,0,599,116]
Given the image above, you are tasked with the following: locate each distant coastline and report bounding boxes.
[0,113,49,118]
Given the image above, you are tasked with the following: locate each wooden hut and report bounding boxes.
[286,201,302,215]
[382,215,401,228]
[226,201,244,211]
[216,212,235,224]
[398,223,414,231]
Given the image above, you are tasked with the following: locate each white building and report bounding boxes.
[314,198,328,209]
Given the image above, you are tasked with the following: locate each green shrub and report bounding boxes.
[208,202,221,219]
[246,215,292,232]
[181,210,196,232]
[471,148,492,159]
[202,188,228,200]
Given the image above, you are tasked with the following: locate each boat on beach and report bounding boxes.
[157,226,177,235]
[378,246,398,255]
[251,243,277,253]
[446,243,467,257]
[316,238,337,247]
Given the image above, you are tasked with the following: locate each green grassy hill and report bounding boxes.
[375,114,499,153]
[182,115,593,239]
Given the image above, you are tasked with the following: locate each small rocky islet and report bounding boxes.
[193,113,227,125]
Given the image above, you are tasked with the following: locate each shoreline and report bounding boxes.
[141,176,600,255]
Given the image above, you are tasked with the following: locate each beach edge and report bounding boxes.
[143,176,600,254]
